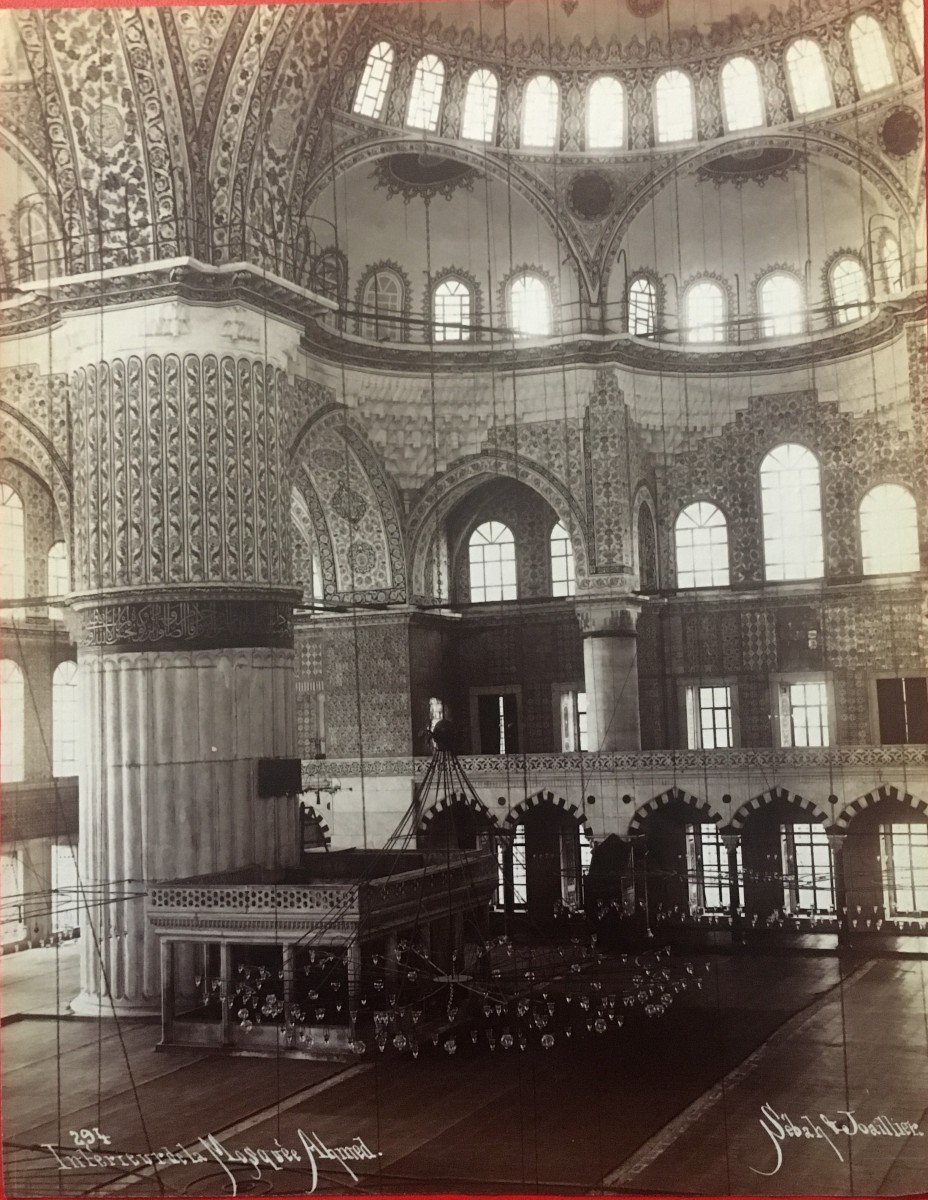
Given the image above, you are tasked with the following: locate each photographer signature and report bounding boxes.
[752,1102,923,1176]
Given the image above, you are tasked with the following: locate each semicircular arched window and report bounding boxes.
[860,484,920,575]
[469,521,516,603]
[550,521,576,597]
[361,268,405,341]
[521,75,560,149]
[406,54,445,132]
[47,540,69,620]
[877,231,904,295]
[53,660,78,777]
[508,272,552,338]
[0,659,24,782]
[353,42,394,120]
[784,38,833,114]
[760,444,824,581]
[628,275,657,337]
[461,68,499,143]
[759,271,804,338]
[674,502,730,589]
[587,76,625,150]
[848,14,894,94]
[433,277,472,342]
[0,483,25,610]
[654,70,695,144]
[829,254,870,325]
[684,279,726,343]
[720,56,766,132]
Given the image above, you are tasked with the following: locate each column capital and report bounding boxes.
[574,595,643,637]
[825,828,848,853]
[719,832,742,851]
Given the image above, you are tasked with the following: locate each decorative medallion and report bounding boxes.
[349,542,377,574]
[86,104,125,150]
[331,482,368,526]
[567,170,614,220]
[697,146,804,188]
[879,107,923,159]
[371,154,479,204]
[627,0,664,15]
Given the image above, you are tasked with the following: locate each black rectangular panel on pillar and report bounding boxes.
[257,758,303,797]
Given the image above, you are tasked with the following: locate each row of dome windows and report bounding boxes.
[357,244,902,343]
[465,466,921,604]
[353,7,923,149]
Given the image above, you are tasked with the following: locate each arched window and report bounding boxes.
[784,38,833,114]
[550,522,575,597]
[674,503,730,589]
[312,549,323,602]
[720,56,766,131]
[860,485,920,574]
[468,521,516,603]
[461,68,499,142]
[353,42,394,120]
[521,75,559,149]
[508,272,552,337]
[0,483,25,607]
[361,269,405,341]
[47,540,68,620]
[760,444,824,581]
[654,70,696,143]
[628,275,657,337]
[53,660,78,777]
[684,279,726,343]
[849,14,894,94]
[877,232,904,294]
[903,0,924,67]
[759,272,804,337]
[0,659,24,782]
[587,76,625,149]
[829,255,870,325]
[433,277,472,342]
[406,54,445,132]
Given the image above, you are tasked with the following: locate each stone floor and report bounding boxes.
[1,942,926,1197]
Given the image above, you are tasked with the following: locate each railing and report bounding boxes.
[148,878,357,916]
[305,745,928,782]
[6,210,341,301]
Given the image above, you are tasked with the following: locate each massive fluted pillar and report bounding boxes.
[576,598,643,752]
[65,305,301,1014]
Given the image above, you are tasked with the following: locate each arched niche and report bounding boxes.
[408,451,590,602]
[290,407,406,604]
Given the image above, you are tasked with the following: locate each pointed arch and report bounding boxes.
[291,403,407,604]
[407,451,590,600]
[729,786,832,833]
[834,783,928,831]
[300,803,332,849]
[417,789,498,834]
[628,787,720,835]
[503,789,594,843]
